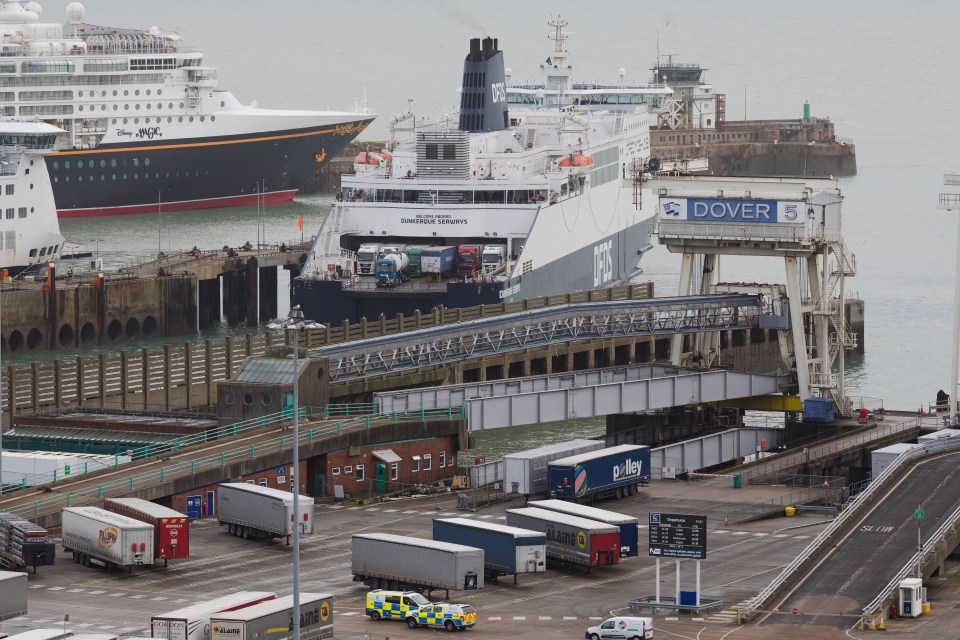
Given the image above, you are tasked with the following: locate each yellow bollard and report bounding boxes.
[922,602,931,614]
[878,617,885,630]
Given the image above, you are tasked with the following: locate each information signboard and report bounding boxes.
[648,512,707,559]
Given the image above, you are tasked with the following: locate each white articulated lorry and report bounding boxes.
[150,591,277,640]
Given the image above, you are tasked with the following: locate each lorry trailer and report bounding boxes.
[504,439,605,496]
[433,518,545,583]
[104,498,189,565]
[528,499,640,557]
[2,630,74,640]
[151,591,277,640]
[352,532,484,598]
[0,511,55,573]
[420,246,456,276]
[216,483,314,543]
[209,593,334,640]
[0,570,27,622]
[504,507,621,569]
[548,444,651,502]
[61,506,154,570]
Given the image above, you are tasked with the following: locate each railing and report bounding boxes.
[2,407,465,520]
[739,424,960,619]
[323,403,377,417]
[739,416,921,480]
[725,482,844,524]
[939,193,960,208]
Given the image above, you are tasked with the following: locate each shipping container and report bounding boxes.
[504,507,620,568]
[420,246,456,275]
[62,506,154,570]
[217,483,314,542]
[104,498,190,564]
[209,594,333,640]
[151,591,277,640]
[0,511,55,572]
[504,439,605,495]
[352,533,483,598]
[548,444,651,502]
[528,499,640,557]
[0,570,27,622]
[433,518,546,583]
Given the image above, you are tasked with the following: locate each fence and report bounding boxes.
[1,407,465,520]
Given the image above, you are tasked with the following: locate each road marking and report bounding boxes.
[76,623,94,628]
[513,616,526,621]
[438,512,457,517]
[563,616,577,621]
[496,516,506,520]
[88,590,106,595]
[589,616,603,620]
[108,592,126,597]
[713,530,729,534]
[33,619,50,624]
[150,596,168,601]
[47,586,64,591]
[692,617,705,621]
[478,515,494,519]
[752,533,768,537]
[67,588,86,593]
[792,535,809,539]
[340,612,358,616]
[403,510,417,514]
[732,531,749,536]
[637,524,648,529]
[665,616,679,621]
[346,506,361,510]
[383,509,398,513]
[772,534,788,538]
[28,585,45,589]
[100,626,115,630]
[119,628,141,633]
[488,616,501,621]
[130,594,147,599]
[538,616,551,620]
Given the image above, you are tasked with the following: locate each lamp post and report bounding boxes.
[157,189,162,260]
[268,305,321,640]
[289,304,303,640]
[938,176,960,423]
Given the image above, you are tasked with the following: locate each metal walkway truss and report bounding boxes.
[376,363,791,430]
[317,295,769,381]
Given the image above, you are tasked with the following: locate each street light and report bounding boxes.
[938,177,960,422]
[267,304,321,640]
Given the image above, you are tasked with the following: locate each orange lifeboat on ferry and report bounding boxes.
[353,150,392,173]
[559,152,594,174]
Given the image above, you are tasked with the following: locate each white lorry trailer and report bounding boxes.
[216,483,314,544]
[209,594,334,640]
[61,506,154,571]
[0,570,27,621]
[150,591,277,640]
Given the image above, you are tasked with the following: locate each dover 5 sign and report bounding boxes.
[660,198,805,224]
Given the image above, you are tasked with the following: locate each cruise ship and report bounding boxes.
[0,1,374,217]
[293,18,686,325]
[0,120,65,274]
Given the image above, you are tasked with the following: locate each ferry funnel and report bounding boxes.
[459,36,509,133]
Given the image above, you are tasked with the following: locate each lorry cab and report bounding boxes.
[585,616,653,640]
[481,244,506,274]
[356,243,382,275]
[365,590,430,623]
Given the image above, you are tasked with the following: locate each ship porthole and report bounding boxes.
[80,322,96,344]
[125,317,140,338]
[8,330,22,352]
[107,319,122,341]
[143,315,158,337]
[26,328,42,350]
[58,324,75,347]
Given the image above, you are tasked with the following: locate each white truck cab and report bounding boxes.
[585,616,653,640]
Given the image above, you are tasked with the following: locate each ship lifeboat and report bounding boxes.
[559,152,594,175]
[353,150,392,174]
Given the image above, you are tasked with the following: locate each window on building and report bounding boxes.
[411,455,420,472]
[440,451,446,467]
[17,207,25,218]
[259,479,267,487]
[5,185,13,195]
[391,463,398,481]
[4,208,11,219]
[277,476,286,485]
[246,480,255,484]
[424,454,432,471]
[356,464,364,481]
[344,465,352,474]
[331,467,341,476]
[425,143,438,160]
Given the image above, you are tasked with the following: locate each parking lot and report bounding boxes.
[1,479,879,639]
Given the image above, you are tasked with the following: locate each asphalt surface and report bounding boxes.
[4,476,960,640]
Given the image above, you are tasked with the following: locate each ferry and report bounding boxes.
[0,1,374,218]
[0,120,64,274]
[293,17,691,325]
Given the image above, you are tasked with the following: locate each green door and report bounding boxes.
[316,468,326,498]
[282,392,294,418]
[375,463,387,493]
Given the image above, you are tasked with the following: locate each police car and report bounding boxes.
[365,590,431,623]
[409,603,477,631]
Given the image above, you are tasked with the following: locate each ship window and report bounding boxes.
[101,105,106,111]
[124,104,129,110]
[200,116,204,122]
[4,208,11,219]
[17,207,25,218]
[221,101,225,107]
[135,104,140,110]
[38,246,46,255]
[133,158,139,167]
[23,60,75,74]
[425,143,438,159]
[111,159,117,167]
[157,103,161,110]
[211,116,215,122]
[147,103,151,110]
[0,62,14,73]
[167,117,172,123]
[144,158,151,167]
[124,90,129,96]
[145,90,150,96]
[5,184,11,195]
[189,116,194,122]
[157,89,162,96]
[78,175,83,182]
[52,161,59,170]
[443,144,456,160]
[178,116,183,122]
[243,393,254,406]
[99,159,105,168]
[78,91,83,97]
[113,90,117,96]
[123,174,127,180]
[29,249,36,257]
